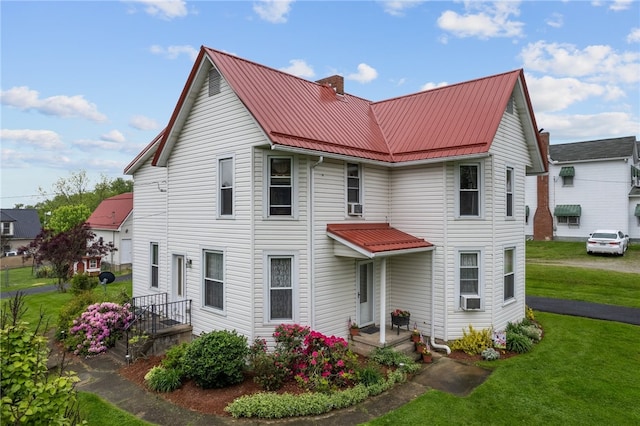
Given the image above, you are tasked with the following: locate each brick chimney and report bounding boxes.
[533,132,554,241]
[316,75,344,95]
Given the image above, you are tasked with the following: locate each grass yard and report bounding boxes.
[77,393,154,426]
[0,264,57,291]
[369,312,640,425]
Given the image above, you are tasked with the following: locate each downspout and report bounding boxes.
[431,248,450,354]
[309,156,323,330]
[379,257,386,345]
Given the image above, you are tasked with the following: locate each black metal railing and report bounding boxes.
[125,293,192,361]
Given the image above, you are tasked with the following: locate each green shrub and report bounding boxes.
[506,331,533,353]
[144,366,182,392]
[252,352,290,391]
[521,324,543,342]
[450,324,493,355]
[183,330,248,389]
[56,291,98,341]
[70,274,98,295]
[481,347,501,361]
[357,363,384,387]
[369,346,415,368]
[161,342,189,376]
[35,266,53,278]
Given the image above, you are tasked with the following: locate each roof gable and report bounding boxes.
[144,46,543,171]
[86,193,133,230]
[549,136,637,163]
[0,209,41,239]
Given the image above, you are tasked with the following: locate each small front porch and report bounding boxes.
[350,326,421,360]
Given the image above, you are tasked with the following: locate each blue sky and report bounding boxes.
[1,0,639,208]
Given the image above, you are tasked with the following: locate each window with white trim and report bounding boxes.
[504,248,515,302]
[460,252,480,295]
[150,242,159,288]
[268,157,293,216]
[1,222,12,235]
[346,163,362,216]
[203,250,224,310]
[219,157,233,216]
[506,167,514,218]
[89,259,98,269]
[459,250,481,310]
[459,164,480,216]
[267,255,294,321]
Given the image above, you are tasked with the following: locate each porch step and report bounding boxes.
[350,328,422,361]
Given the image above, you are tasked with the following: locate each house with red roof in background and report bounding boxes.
[125,46,546,350]
[85,192,133,272]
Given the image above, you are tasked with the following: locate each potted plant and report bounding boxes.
[411,322,421,343]
[390,309,411,334]
[348,318,359,337]
[415,339,427,353]
[419,345,432,363]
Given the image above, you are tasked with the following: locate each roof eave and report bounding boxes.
[326,232,434,258]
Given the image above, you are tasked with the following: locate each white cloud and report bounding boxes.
[420,81,448,91]
[0,129,64,149]
[279,59,315,78]
[125,0,189,20]
[536,111,640,140]
[73,139,123,151]
[437,1,524,40]
[101,130,126,143]
[381,1,424,17]
[150,44,198,61]
[1,148,72,169]
[525,74,607,112]
[0,86,107,122]
[253,0,294,24]
[520,41,640,84]
[545,12,563,28]
[129,115,159,130]
[628,28,640,43]
[609,0,633,11]
[346,63,378,84]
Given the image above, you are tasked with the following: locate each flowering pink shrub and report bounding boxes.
[68,302,134,356]
[272,324,357,392]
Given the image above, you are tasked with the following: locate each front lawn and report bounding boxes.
[369,312,640,425]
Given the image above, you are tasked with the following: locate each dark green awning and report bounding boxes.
[554,204,581,217]
[559,166,575,177]
[635,204,640,217]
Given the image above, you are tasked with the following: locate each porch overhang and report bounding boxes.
[326,223,434,258]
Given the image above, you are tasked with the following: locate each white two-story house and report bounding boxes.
[526,136,640,241]
[125,46,546,344]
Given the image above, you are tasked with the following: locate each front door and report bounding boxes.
[357,261,374,326]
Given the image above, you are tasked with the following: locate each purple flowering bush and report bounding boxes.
[67,302,134,356]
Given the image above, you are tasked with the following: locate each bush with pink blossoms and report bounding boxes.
[67,302,134,356]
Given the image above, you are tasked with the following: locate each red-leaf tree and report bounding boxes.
[29,223,115,291]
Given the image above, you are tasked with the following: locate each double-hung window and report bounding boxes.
[504,248,515,302]
[204,250,224,310]
[459,251,481,310]
[506,167,514,218]
[219,157,233,216]
[268,157,292,216]
[346,163,362,216]
[267,255,294,321]
[150,242,159,288]
[1,222,11,235]
[459,164,480,217]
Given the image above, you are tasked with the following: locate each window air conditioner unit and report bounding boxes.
[460,295,481,311]
[348,203,363,216]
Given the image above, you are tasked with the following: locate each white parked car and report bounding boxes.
[4,250,18,257]
[586,230,630,256]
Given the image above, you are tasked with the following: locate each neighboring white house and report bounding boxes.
[124,46,546,343]
[86,192,134,271]
[525,136,640,242]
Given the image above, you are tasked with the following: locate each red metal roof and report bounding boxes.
[326,223,433,256]
[86,193,133,230]
[147,46,543,169]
